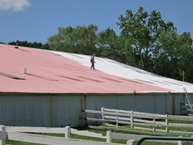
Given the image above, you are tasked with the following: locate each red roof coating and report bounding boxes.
[0,44,170,94]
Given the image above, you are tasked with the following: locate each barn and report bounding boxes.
[0,44,193,127]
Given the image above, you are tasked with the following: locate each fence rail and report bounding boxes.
[6,126,106,139]
[85,107,193,134]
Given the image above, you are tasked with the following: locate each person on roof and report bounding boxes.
[90,53,96,69]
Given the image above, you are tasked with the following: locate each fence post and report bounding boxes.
[178,136,183,145]
[130,110,134,129]
[101,107,104,120]
[116,111,118,128]
[65,126,71,139]
[106,131,112,143]
[127,139,135,145]
[178,140,183,145]
[0,125,5,145]
[165,114,169,133]
[153,117,156,133]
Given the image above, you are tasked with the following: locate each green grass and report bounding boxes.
[168,120,193,124]
[6,141,38,145]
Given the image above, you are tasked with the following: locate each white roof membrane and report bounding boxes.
[49,50,193,93]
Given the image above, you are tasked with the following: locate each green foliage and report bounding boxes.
[47,24,98,55]
[97,27,121,61]
[154,31,193,81]
[117,7,176,70]
[8,40,49,50]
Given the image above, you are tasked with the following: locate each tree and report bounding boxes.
[8,40,49,50]
[97,28,121,61]
[47,26,74,52]
[74,24,98,54]
[152,31,179,77]
[117,7,176,70]
[47,24,98,55]
[153,31,193,82]
[176,32,193,82]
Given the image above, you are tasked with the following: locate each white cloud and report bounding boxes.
[0,0,31,12]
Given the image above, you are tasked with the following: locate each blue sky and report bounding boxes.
[0,0,193,44]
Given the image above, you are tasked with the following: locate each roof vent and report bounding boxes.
[132,90,136,94]
[23,67,27,74]
[15,46,19,49]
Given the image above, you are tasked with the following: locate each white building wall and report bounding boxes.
[85,94,172,114]
[0,93,83,127]
[85,93,193,115]
[0,93,192,127]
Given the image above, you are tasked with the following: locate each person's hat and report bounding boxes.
[93,53,96,56]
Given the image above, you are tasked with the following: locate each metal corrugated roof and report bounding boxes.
[0,44,178,94]
[48,50,193,93]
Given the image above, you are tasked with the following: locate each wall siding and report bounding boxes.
[0,93,191,127]
[0,94,82,127]
[86,94,171,114]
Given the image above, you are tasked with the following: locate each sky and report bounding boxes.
[0,0,193,44]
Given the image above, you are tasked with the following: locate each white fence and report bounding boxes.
[0,125,190,145]
[85,107,193,134]
[0,125,136,145]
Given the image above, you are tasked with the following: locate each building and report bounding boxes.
[0,44,193,127]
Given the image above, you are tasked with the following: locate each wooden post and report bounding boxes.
[127,139,135,145]
[0,125,5,145]
[178,140,183,145]
[64,126,70,139]
[101,107,104,120]
[165,114,169,133]
[130,110,134,129]
[106,131,112,143]
[116,111,118,128]
[153,117,156,133]
[178,136,183,145]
